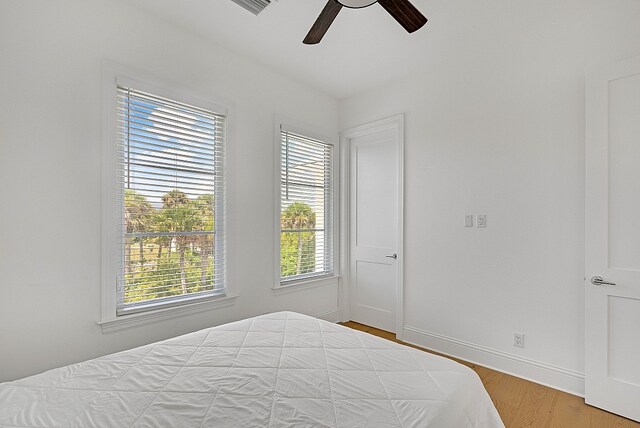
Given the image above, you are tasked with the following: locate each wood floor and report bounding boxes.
[341,321,640,428]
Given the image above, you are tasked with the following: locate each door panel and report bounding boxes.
[608,296,640,386]
[608,72,640,270]
[354,260,395,311]
[585,56,640,422]
[355,137,396,249]
[347,122,401,333]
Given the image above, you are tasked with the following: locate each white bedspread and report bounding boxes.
[0,312,504,427]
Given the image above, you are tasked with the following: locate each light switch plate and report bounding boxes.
[477,214,487,228]
[465,215,474,228]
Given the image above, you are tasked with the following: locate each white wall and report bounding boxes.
[339,1,640,395]
[0,0,339,382]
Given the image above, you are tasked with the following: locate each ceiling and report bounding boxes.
[123,0,595,99]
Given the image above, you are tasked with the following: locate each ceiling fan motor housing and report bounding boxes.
[338,0,377,8]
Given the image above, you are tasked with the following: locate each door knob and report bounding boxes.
[590,276,616,287]
[385,253,398,259]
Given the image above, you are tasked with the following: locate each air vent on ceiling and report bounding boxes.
[230,0,271,15]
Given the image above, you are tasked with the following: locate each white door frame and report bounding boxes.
[339,114,404,339]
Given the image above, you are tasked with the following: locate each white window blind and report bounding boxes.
[116,86,226,315]
[279,128,334,283]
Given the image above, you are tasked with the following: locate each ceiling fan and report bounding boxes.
[303,0,427,45]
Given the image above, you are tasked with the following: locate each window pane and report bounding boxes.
[117,87,225,313]
[280,130,333,283]
[123,234,215,303]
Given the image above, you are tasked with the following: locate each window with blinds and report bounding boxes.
[279,128,334,284]
[116,86,226,314]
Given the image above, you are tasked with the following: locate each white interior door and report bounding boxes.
[585,56,640,422]
[344,116,403,333]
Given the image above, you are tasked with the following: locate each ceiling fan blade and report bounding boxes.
[303,0,343,44]
[377,0,427,33]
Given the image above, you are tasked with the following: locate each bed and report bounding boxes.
[0,312,504,427]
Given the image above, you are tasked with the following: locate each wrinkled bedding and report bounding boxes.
[0,311,504,427]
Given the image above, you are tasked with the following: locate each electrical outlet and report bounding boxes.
[513,332,525,348]
[477,214,487,228]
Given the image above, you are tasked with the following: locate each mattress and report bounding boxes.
[0,312,504,427]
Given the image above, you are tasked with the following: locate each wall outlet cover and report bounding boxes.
[513,332,525,348]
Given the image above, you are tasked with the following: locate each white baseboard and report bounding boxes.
[316,310,341,323]
[402,325,585,397]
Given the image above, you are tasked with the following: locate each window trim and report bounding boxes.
[100,62,235,331]
[274,117,339,289]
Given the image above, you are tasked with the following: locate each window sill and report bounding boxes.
[98,294,239,334]
[272,275,340,296]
